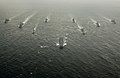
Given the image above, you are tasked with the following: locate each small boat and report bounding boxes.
[4,18,11,24]
[18,22,25,28]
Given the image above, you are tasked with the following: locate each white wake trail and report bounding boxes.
[77,23,83,30]
[23,12,37,24]
[103,17,111,21]
[10,12,25,20]
[90,18,97,23]
[32,18,40,34]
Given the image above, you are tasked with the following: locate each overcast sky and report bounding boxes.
[0,0,119,3]
[0,0,120,9]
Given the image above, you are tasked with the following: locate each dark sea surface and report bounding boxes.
[0,6,120,78]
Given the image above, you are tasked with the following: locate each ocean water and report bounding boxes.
[0,6,120,78]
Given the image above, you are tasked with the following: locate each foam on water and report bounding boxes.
[90,18,97,23]
[24,12,37,24]
[40,45,49,48]
[103,17,111,21]
[32,19,40,34]
[10,12,25,20]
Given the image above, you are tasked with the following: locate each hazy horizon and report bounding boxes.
[0,0,120,9]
